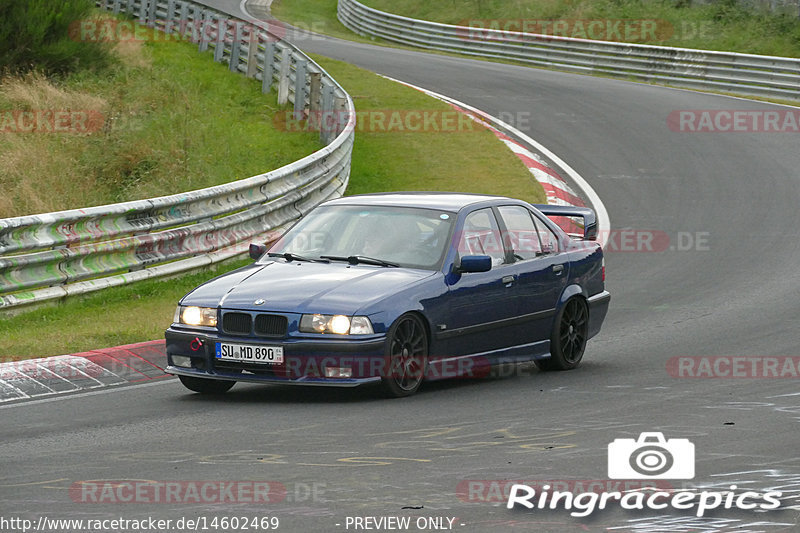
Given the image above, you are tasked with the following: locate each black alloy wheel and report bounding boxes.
[382,313,428,397]
[536,297,588,371]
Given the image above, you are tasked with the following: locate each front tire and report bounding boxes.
[381,313,428,398]
[178,375,235,394]
[536,297,588,371]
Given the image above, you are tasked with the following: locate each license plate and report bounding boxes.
[215,342,284,364]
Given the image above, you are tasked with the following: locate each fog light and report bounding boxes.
[325,367,352,378]
[172,356,192,368]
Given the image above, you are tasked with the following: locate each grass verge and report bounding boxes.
[1,54,543,360]
[311,54,544,199]
[269,0,376,42]
[0,260,249,362]
[275,0,800,57]
[0,16,320,218]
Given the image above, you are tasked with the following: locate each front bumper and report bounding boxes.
[165,327,387,387]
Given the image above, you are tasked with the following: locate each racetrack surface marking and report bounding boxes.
[0,340,168,404]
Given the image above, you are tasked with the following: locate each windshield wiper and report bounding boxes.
[267,252,329,263]
[320,255,399,267]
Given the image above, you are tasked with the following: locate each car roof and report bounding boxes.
[322,192,514,211]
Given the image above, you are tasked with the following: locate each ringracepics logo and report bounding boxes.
[507,432,783,517]
[608,432,694,479]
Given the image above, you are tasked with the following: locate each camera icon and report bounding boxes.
[608,432,695,479]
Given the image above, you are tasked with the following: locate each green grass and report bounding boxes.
[312,54,544,200]
[274,0,800,57]
[0,0,115,75]
[1,54,543,359]
[270,0,377,42]
[0,260,250,362]
[0,16,320,218]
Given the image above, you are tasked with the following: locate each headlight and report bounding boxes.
[176,306,218,327]
[299,314,373,335]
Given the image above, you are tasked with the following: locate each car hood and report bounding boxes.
[182,260,436,315]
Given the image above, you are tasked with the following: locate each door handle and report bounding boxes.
[502,275,516,285]
[552,264,564,275]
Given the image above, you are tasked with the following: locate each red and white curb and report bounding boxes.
[445,101,585,235]
[448,101,587,210]
[381,75,610,242]
[0,340,167,403]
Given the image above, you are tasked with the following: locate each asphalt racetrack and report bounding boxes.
[1,2,799,532]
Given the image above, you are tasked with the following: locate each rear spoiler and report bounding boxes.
[534,204,598,241]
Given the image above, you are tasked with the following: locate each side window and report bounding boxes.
[460,208,507,266]
[498,205,542,261]
[532,214,560,254]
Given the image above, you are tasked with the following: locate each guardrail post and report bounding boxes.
[261,41,275,93]
[112,0,121,15]
[277,47,291,106]
[246,26,259,78]
[138,0,147,24]
[213,17,226,63]
[230,21,242,72]
[178,1,189,36]
[320,80,335,144]
[126,0,135,16]
[197,10,209,52]
[146,0,157,26]
[294,59,308,119]
[334,94,347,137]
[308,72,322,131]
[165,0,176,34]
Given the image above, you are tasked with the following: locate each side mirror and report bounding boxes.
[249,243,267,261]
[457,255,492,273]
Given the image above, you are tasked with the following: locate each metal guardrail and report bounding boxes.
[0,0,355,311]
[338,0,800,101]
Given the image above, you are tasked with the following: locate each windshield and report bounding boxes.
[266,205,455,270]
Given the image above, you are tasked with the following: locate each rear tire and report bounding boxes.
[381,313,428,398]
[536,297,588,371]
[178,375,235,394]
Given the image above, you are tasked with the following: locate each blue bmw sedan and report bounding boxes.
[165,193,610,397]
